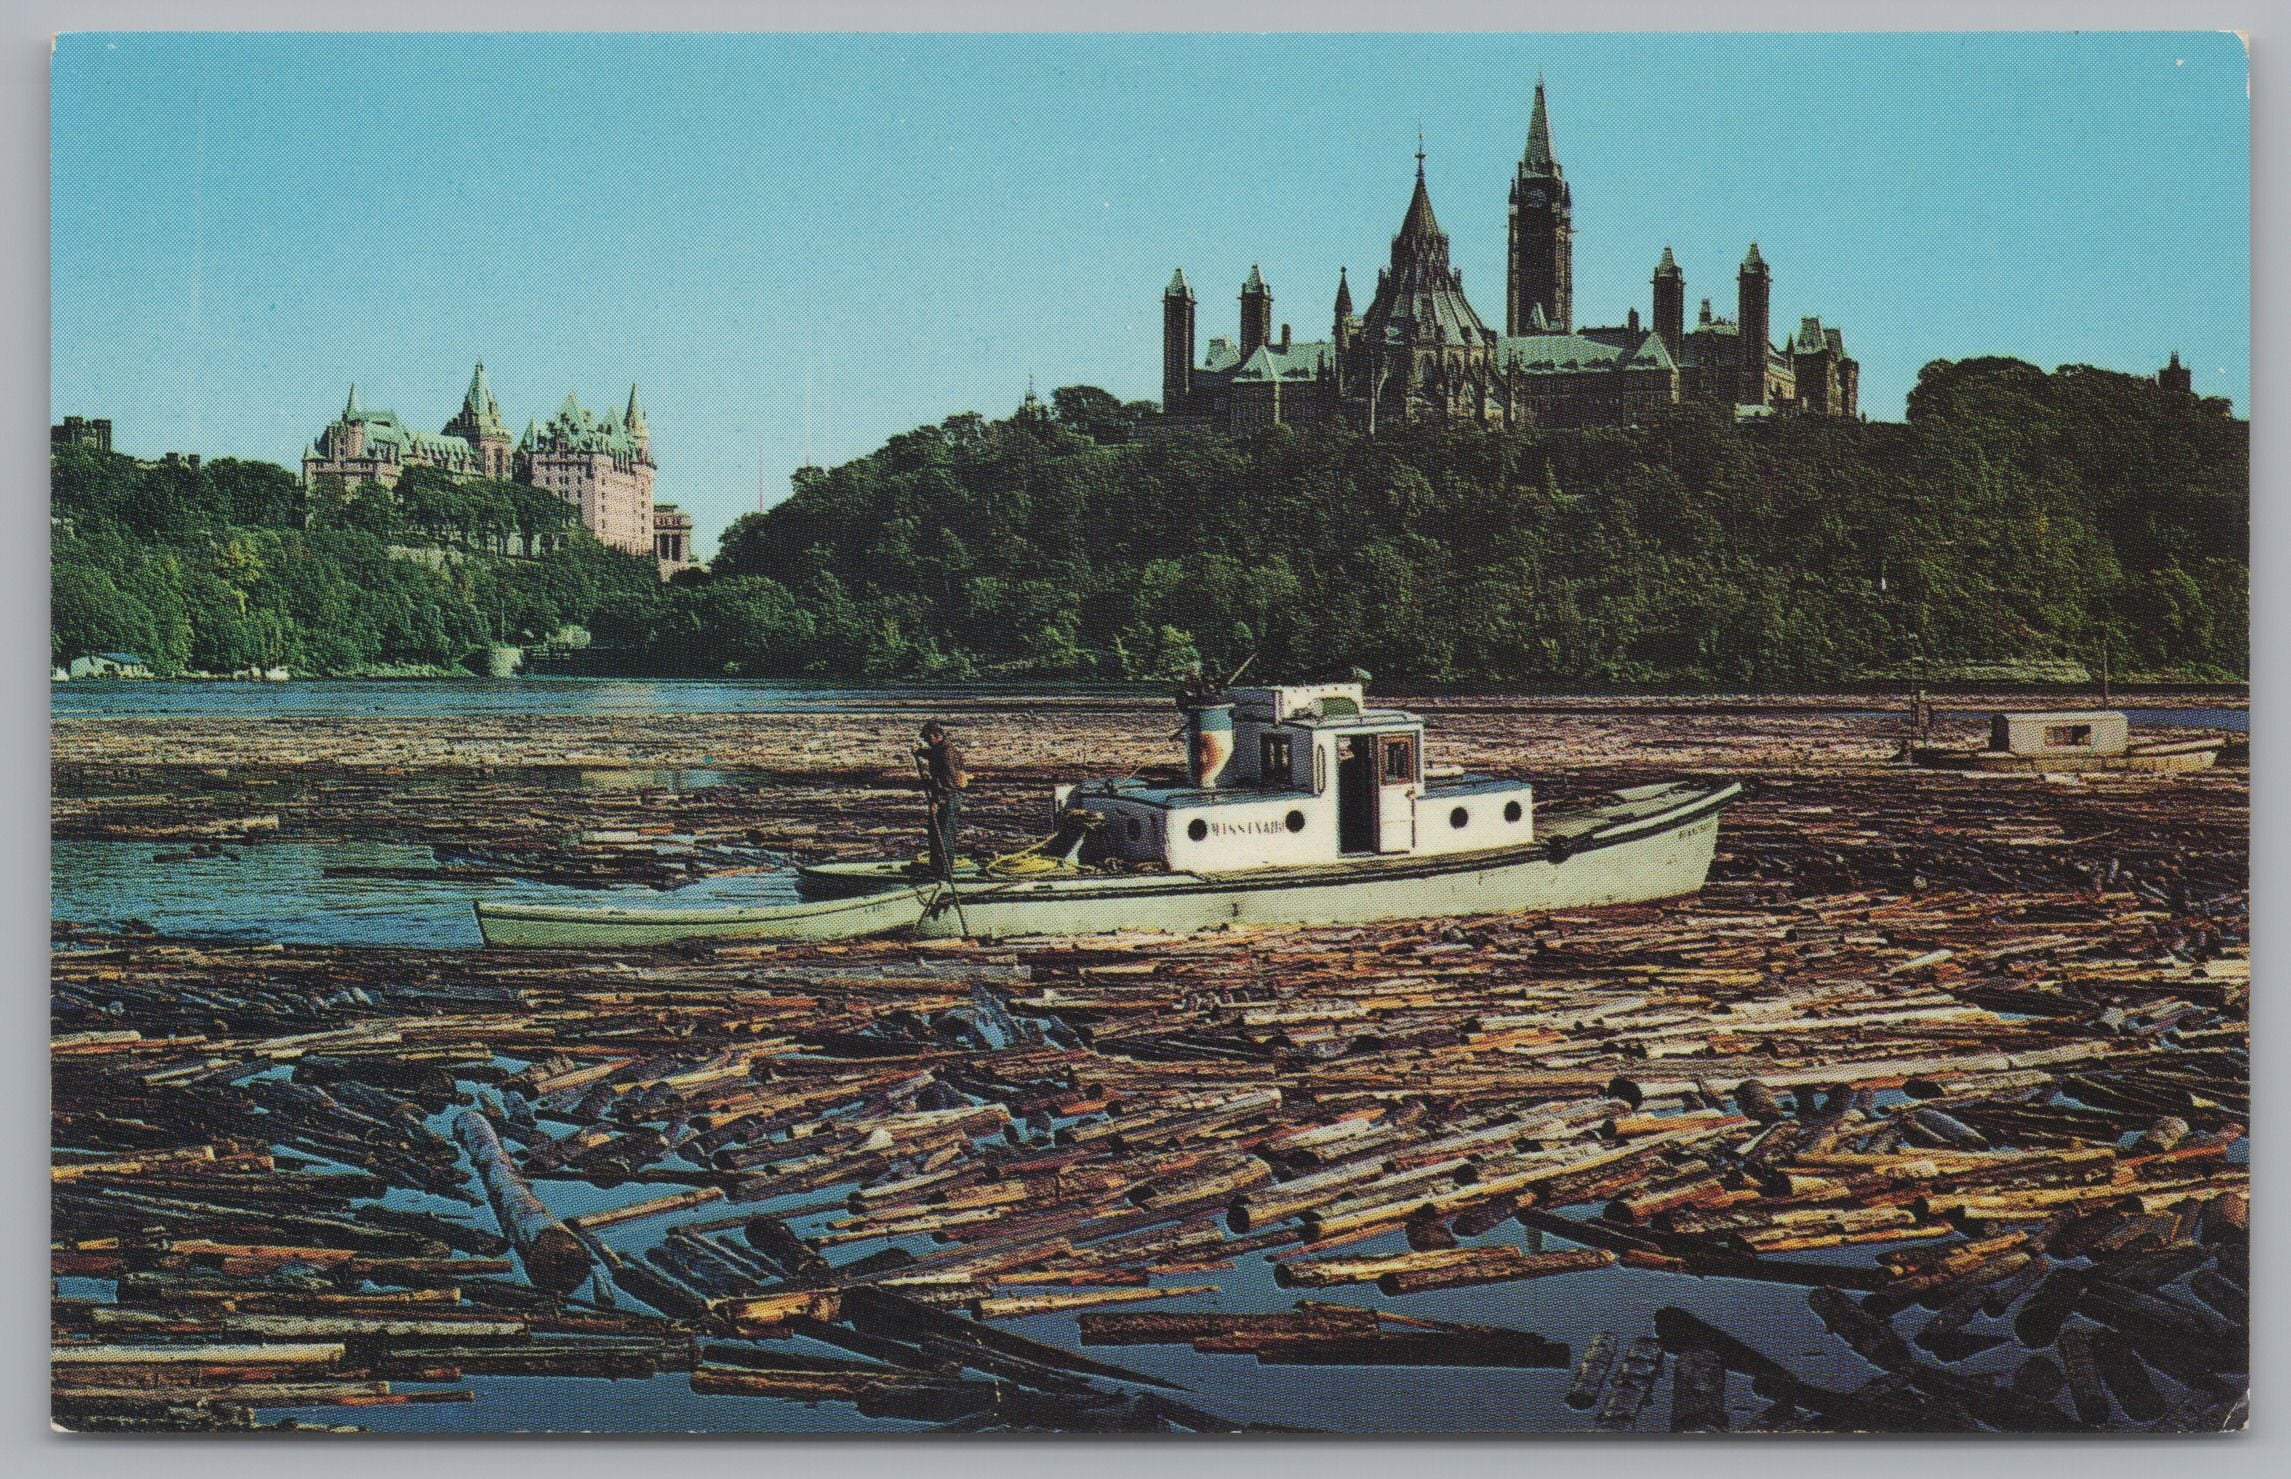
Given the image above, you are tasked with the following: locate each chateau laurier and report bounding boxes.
[303,363,694,576]
[1160,82,1858,433]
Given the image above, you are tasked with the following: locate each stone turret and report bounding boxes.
[1162,267,1197,408]
[1652,246,1684,363]
[1737,242,1771,407]
[1240,264,1273,359]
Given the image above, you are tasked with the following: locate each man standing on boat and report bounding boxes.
[914,721,968,877]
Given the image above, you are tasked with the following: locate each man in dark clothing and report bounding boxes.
[914,721,967,877]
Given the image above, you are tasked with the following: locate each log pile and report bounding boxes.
[54,840,2246,1431]
[56,700,2244,906]
[51,696,2246,1431]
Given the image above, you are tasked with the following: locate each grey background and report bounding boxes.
[3,0,2278,1473]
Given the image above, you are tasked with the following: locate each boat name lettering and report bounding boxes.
[1202,817,1290,837]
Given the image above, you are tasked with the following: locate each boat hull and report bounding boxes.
[473,881,930,949]
[1912,739,2224,774]
[474,779,1742,948]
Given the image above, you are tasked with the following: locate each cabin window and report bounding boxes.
[1382,736,1416,784]
[1505,800,1523,823]
[1260,733,1293,786]
[1285,809,1306,833]
[1187,818,1209,842]
[1450,806,1471,829]
[1125,818,1142,842]
[2045,724,2094,748]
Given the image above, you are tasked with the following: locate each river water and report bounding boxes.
[52,676,2247,727]
[48,681,2245,1432]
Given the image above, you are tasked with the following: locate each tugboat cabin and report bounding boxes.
[1059,683,1534,874]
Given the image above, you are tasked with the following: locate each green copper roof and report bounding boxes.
[1228,340,1335,383]
[1655,245,1680,276]
[457,360,506,436]
[1166,267,1192,297]
[1741,241,1767,271]
[1242,263,1268,294]
[625,383,647,437]
[1399,165,1441,244]
[1496,330,1674,374]
[534,389,647,459]
[1523,77,1556,172]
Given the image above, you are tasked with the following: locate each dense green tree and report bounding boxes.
[50,357,2247,685]
[687,361,2244,685]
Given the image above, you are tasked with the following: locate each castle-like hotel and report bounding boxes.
[303,363,692,576]
[1160,82,1859,434]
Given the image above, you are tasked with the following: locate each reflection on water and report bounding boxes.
[51,841,803,949]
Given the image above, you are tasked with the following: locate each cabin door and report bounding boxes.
[1336,736,1377,855]
[1377,733,1417,853]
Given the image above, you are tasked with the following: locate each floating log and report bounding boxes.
[450,1110,591,1295]
[1593,1336,1663,1431]
[1809,1286,1913,1371]
[1565,1330,1619,1410]
[972,1284,1215,1321]
[1669,1346,1728,1432]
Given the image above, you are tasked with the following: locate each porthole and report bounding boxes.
[1449,806,1470,829]
[1188,818,1209,842]
[1285,809,1306,833]
[1504,800,1523,823]
[1126,818,1142,842]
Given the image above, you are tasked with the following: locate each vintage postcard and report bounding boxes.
[50,32,2248,1434]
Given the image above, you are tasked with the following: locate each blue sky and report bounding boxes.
[52,31,2248,553]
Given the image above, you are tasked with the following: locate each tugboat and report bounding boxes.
[474,680,1747,947]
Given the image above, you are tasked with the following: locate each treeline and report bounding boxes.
[650,361,2245,685]
[52,360,2248,686]
[52,448,660,674]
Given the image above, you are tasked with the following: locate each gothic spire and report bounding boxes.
[1166,267,1192,298]
[1399,155,1442,244]
[625,383,647,438]
[344,384,359,418]
[1334,266,1353,316]
[1524,75,1556,172]
[1742,240,1767,272]
[1656,245,1680,276]
[1243,263,1268,294]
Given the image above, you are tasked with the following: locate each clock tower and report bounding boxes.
[1506,77,1572,335]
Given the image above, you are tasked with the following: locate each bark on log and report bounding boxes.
[451,1110,591,1295]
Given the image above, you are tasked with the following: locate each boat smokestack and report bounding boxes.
[1185,700,1236,789]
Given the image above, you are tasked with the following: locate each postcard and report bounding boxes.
[49,31,2248,1434]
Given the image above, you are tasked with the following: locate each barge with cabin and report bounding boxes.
[473,681,1746,947]
[1912,709,2226,774]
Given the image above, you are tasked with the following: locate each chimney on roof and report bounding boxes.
[1280,323,1291,352]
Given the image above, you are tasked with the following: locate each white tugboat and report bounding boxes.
[475,681,1747,947]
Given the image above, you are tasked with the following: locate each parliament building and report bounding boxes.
[1159,82,1859,434]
